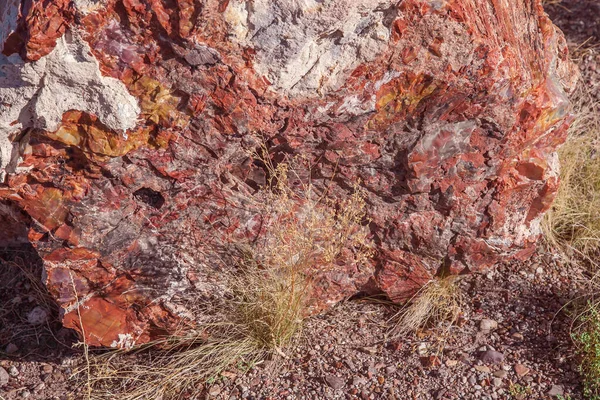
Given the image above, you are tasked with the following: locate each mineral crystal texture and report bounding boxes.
[0,0,578,347]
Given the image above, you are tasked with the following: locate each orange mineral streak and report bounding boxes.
[1,0,73,60]
[62,297,134,348]
[44,247,177,346]
[20,187,69,232]
[370,72,440,130]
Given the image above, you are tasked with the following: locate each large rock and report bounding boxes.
[0,0,578,347]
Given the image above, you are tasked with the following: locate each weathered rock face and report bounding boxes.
[0,0,578,347]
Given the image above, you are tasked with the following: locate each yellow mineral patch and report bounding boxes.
[223,0,249,41]
[130,76,188,128]
[53,126,82,147]
[368,72,439,129]
[47,111,150,161]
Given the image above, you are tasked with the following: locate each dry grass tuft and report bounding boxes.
[389,276,463,339]
[79,148,373,399]
[542,78,600,259]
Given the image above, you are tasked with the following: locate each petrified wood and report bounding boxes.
[0,0,578,346]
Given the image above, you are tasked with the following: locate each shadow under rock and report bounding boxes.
[0,244,77,363]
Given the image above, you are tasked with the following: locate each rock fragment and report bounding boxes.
[480,351,504,365]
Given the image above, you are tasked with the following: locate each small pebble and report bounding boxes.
[493,370,508,379]
[480,319,498,332]
[548,385,564,397]
[27,306,49,325]
[480,350,504,364]
[353,376,368,386]
[325,374,345,390]
[5,343,18,354]
[0,367,9,386]
[475,365,491,373]
[514,364,530,377]
[208,385,222,396]
[445,359,458,367]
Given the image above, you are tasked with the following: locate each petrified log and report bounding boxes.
[0,0,578,347]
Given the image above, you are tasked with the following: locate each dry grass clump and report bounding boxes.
[542,82,600,258]
[232,151,373,350]
[80,149,372,400]
[389,276,463,339]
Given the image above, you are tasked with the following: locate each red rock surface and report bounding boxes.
[0,0,578,347]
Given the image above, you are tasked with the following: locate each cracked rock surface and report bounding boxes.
[0,0,578,347]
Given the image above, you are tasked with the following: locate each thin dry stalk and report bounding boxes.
[69,272,92,400]
[541,0,570,12]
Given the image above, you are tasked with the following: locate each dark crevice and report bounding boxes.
[133,188,166,209]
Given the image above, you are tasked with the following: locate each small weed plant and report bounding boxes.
[508,383,532,399]
[572,301,600,399]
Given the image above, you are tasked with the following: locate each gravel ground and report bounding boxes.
[0,248,587,400]
[212,252,584,400]
[1,2,599,399]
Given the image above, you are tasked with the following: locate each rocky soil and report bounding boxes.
[1,2,599,399]
[0,246,587,400]
[213,253,584,400]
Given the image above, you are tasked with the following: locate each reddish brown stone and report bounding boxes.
[2,0,74,60]
[0,0,578,346]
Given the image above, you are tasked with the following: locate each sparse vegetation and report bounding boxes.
[541,43,600,400]
[389,276,463,340]
[508,383,533,399]
[78,147,373,399]
[572,301,600,399]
